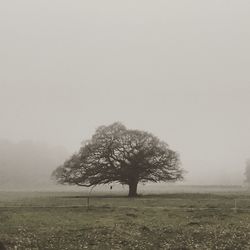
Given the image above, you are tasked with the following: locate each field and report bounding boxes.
[1,187,250,249]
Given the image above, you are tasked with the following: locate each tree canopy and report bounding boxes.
[52,122,184,196]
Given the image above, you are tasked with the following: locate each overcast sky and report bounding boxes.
[0,1,250,184]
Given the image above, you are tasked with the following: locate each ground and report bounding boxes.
[0,188,250,249]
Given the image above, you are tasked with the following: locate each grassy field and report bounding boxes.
[1,189,250,249]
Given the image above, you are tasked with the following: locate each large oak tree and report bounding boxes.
[52,122,184,196]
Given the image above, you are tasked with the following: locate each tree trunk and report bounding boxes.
[128,181,138,197]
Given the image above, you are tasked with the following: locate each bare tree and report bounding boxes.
[52,122,184,197]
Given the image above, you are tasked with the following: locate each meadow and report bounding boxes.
[1,187,250,249]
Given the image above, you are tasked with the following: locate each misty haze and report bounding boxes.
[0,1,250,249]
[1,1,249,188]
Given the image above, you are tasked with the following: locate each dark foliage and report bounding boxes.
[52,122,183,196]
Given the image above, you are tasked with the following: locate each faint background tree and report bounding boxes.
[244,159,250,185]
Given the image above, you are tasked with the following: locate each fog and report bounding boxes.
[0,140,68,189]
[0,1,250,188]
